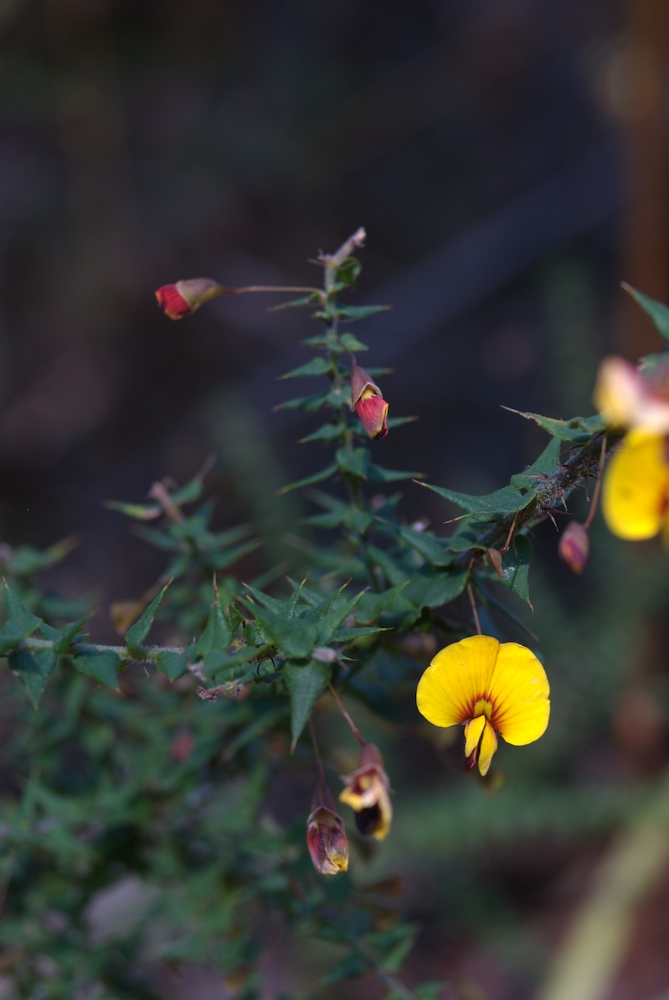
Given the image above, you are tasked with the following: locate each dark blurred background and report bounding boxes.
[3,2,669,997]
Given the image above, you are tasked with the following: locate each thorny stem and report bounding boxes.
[451,428,624,574]
[329,682,365,746]
[583,435,607,531]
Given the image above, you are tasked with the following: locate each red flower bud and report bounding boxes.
[306,783,349,875]
[155,278,226,320]
[558,521,590,574]
[350,360,389,440]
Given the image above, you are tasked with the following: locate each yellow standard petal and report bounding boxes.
[416,635,500,728]
[602,431,669,540]
[489,642,550,746]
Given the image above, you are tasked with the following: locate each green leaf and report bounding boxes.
[508,409,605,442]
[339,332,369,351]
[394,525,452,567]
[418,482,533,518]
[510,437,562,491]
[333,625,386,642]
[335,257,362,289]
[623,282,669,341]
[124,583,171,648]
[367,546,410,586]
[274,389,331,412]
[52,613,94,654]
[277,464,337,495]
[9,647,57,707]
[336,304,391,321]
[322,949,369,985]
[368,463,422,483]
[336,447,369,479]
[405,569,468,609]
[250,605,318,659]
[283,660,332,748]
[299,423,343,444]
[493,535,533,604]
[156,649,189,681]
[2,582,42,638]
[279,357,334,379]
[72,649,120,688]
[196,587,233,660]
[104,499,161,520]
[269,293,321,311]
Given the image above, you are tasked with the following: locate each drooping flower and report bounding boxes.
[601,430,669,540]
[339,742,392,840]
[155,278,226,320]
[594,356,669,434]
[306,783,349,876]
[416,635,550,776]
[350,361,389,440]
[558,520,590,574]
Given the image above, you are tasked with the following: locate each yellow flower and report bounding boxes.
[416,635,550,776]
[602,430,669,540]
[339,742,392,840]
[594,356,669,433]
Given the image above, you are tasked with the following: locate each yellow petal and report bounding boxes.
[416,635,500,727]
[477,720,499,776]
[602,432,669,540]
[464,715,486,757]
[490,641,550,745]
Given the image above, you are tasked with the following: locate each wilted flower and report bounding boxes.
[350,360,389,440]
[339,742,392,840]
[306,783,349,875]
[594,356,669,434]
[558,521,590,573]
[416,635,550,776]
[602,430,669,540]
[155,278,226,320]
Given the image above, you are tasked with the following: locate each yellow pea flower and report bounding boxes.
[416,635,550,776]
[601,430,669,540]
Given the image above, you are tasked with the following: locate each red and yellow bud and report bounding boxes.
[350,361,389,440]
[155,278,227,320]
[306,783,349,876]
[339,742,392,840]
[558,521,590,574]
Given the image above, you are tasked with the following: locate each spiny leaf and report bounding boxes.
[505,408,605,442]
[510,437,562,491]
[623,282,669,341]
[72,649,121,689]
[10,647,57,707]
[277,464,337,495]
[196,585,233,659]
[418,481,533,518]
[284,660,332,749]
[336,447,369,479]
[124,582,171,648]
[279,357,334,380]
[156,649,189,681]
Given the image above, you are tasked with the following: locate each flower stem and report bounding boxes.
[329,683,365,745]
[467,582,482,636]
[583,434,607,531]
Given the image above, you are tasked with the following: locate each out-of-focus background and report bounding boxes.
[3,1,669,998]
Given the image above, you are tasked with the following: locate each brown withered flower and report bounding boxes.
[339,742,392,840]
[306,783,349,876]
